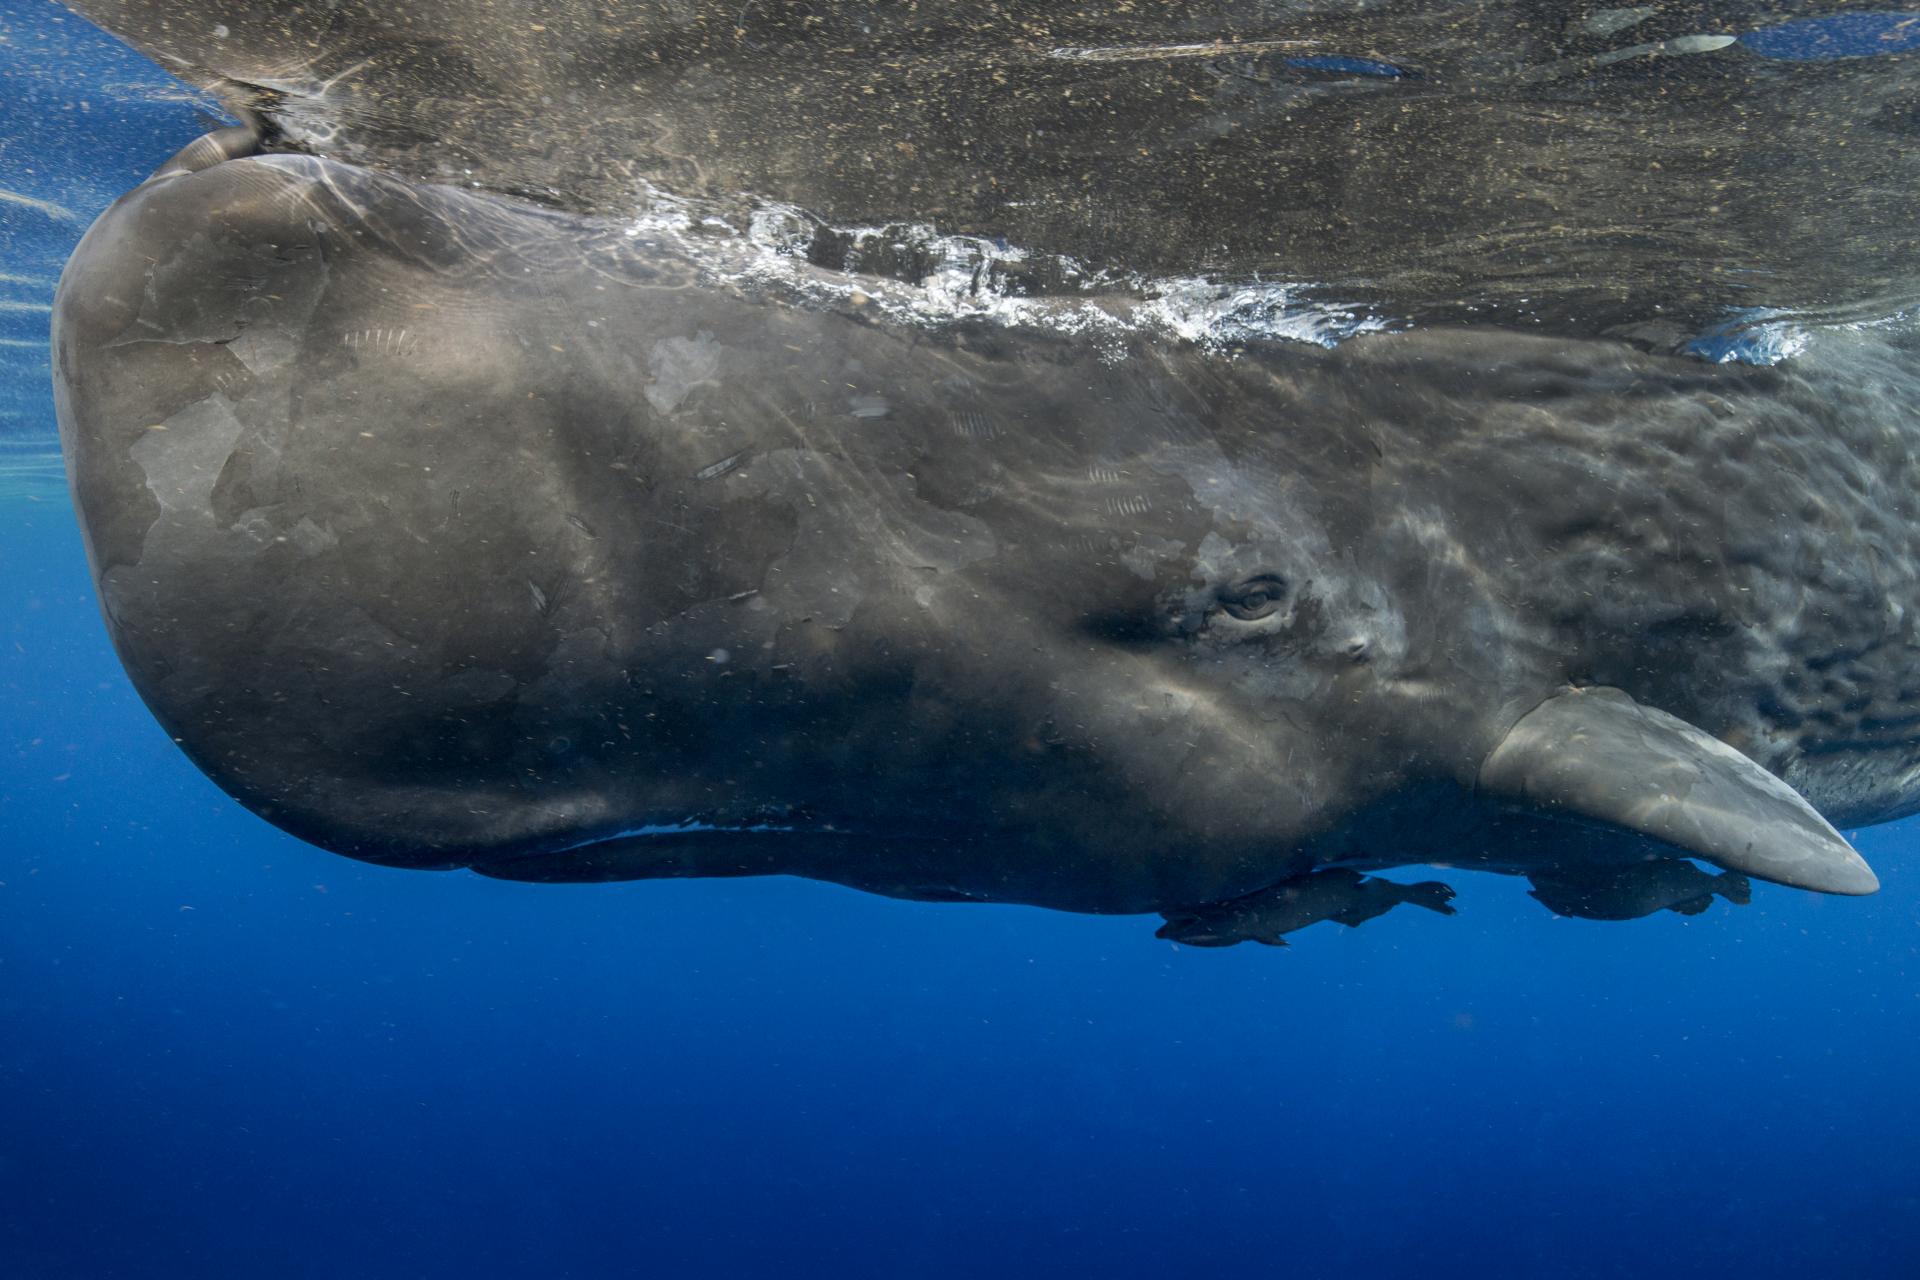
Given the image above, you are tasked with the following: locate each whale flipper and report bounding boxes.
[1481,687,1878,896]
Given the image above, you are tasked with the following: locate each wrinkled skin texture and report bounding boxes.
[55,150,1920,916]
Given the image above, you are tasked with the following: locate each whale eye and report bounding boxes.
[1218,574,1288,621]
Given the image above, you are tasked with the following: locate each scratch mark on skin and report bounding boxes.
[694,449,750,482]
[1049,39,1313,62]
[341,328,416,356]
[949,410,998,439]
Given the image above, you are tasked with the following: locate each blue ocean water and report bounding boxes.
[3,3,1919,1276]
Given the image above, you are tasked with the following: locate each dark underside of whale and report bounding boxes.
[50,1,1920,944]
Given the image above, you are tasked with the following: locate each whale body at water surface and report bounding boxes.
[50,1,1920,938]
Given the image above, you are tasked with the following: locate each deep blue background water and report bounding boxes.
[3,3,1919,1275]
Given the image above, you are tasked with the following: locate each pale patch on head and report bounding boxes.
[645,331,723,415]
[1121,533,1186,581]
[287,516,340,555]
[129,397,244,519]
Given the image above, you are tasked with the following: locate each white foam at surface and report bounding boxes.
[622,182,1397,360]
[625,184,1908,368]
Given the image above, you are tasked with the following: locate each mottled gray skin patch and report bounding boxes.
[644,332,723,415]
[730,449,996,629]
[52,147,1920,920]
